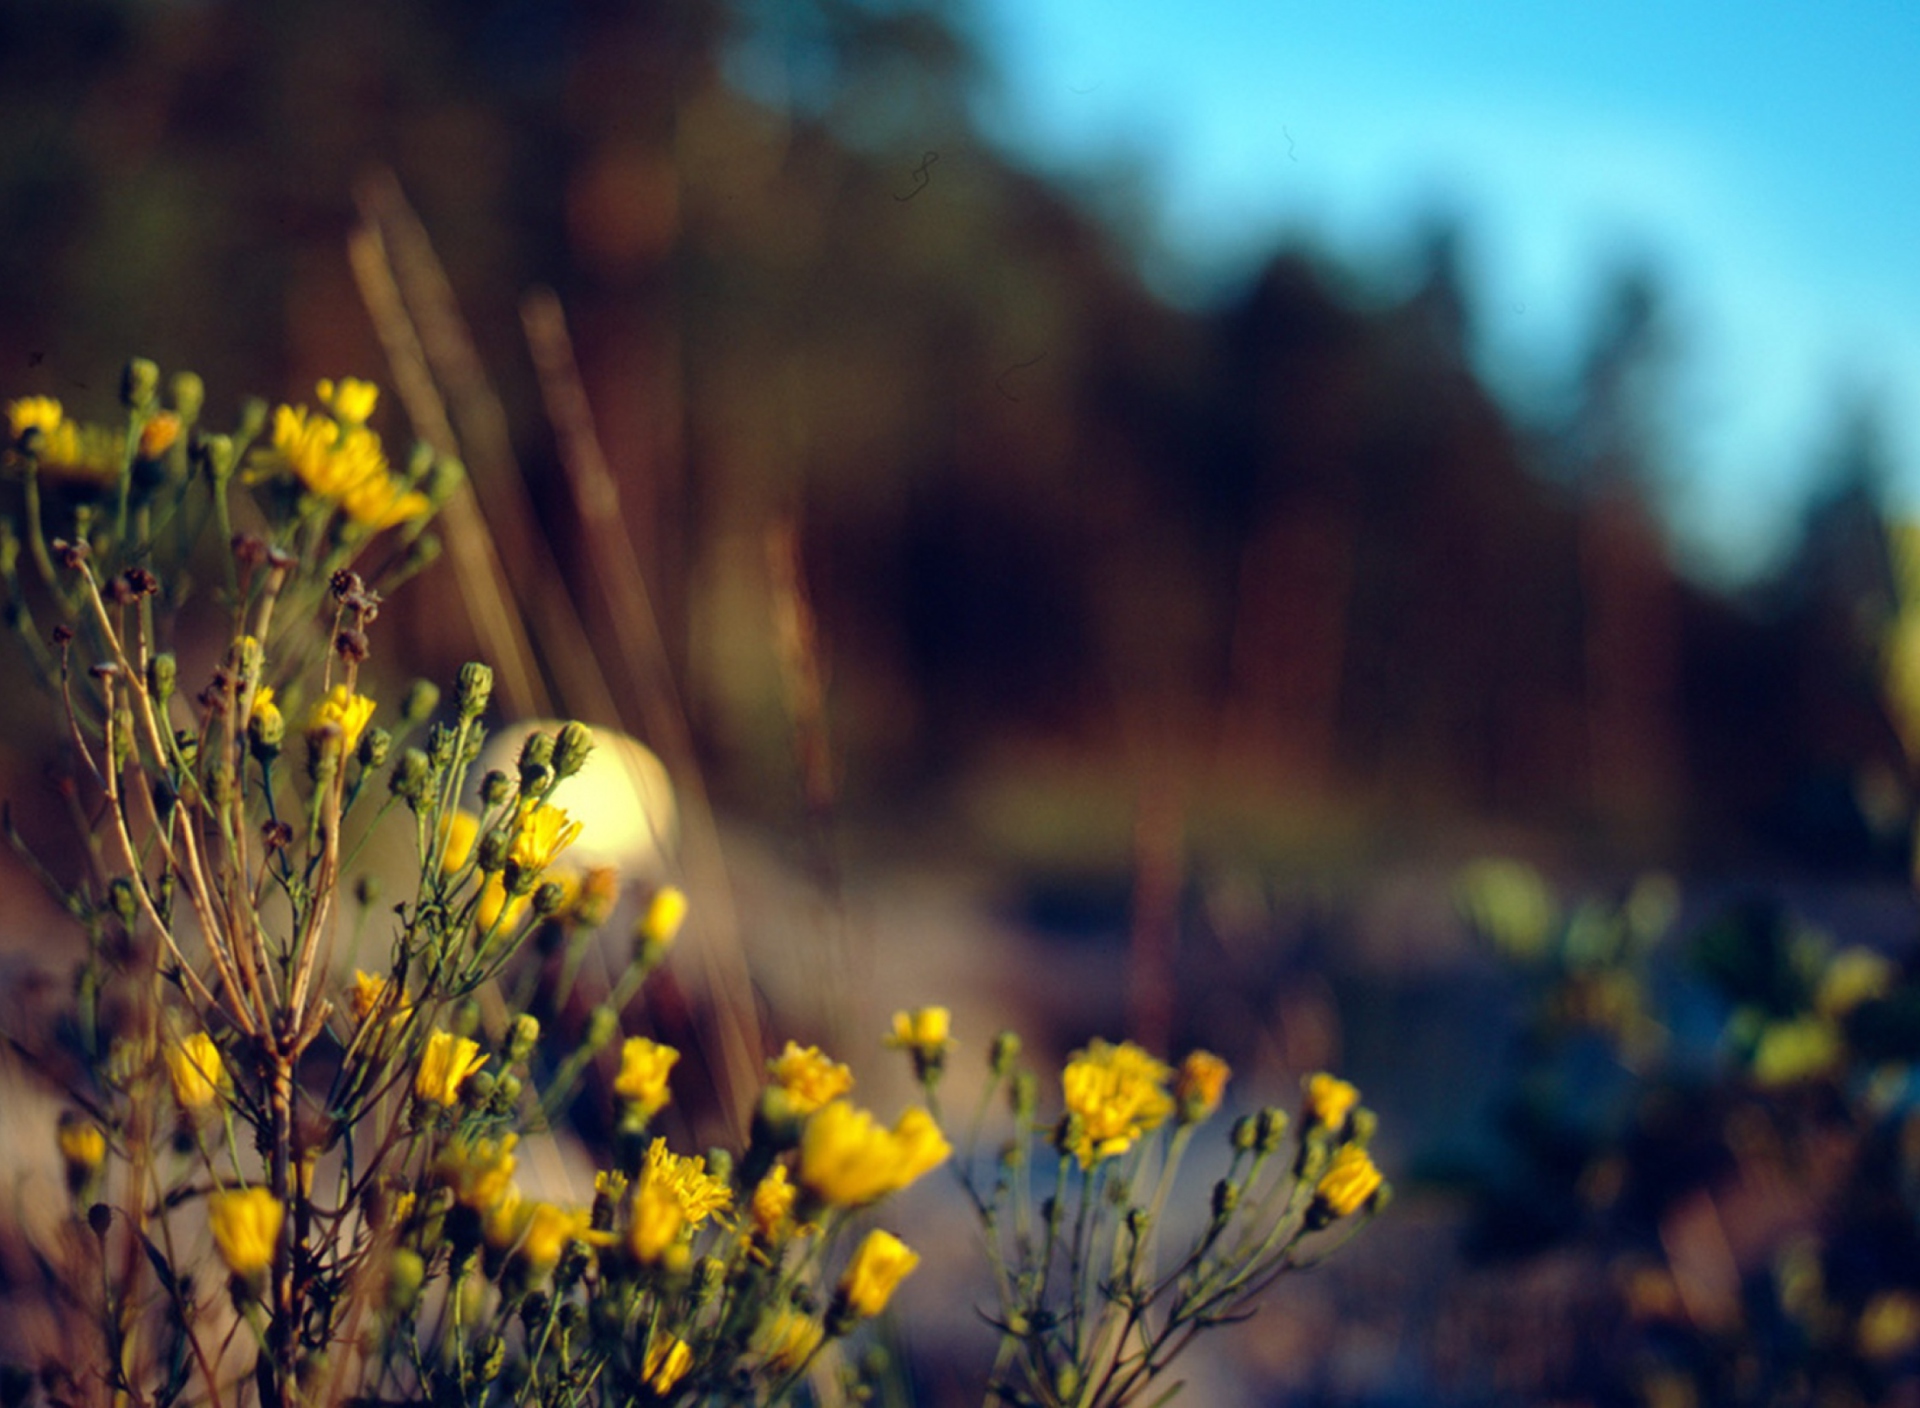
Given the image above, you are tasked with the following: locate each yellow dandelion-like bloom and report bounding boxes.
[57,1114,106,1179]
[886,1007,955,1077]
[514,1201,591,1277]
[440,809,480,874]
[316,377,379,425]
[767,1041,854,1115]
[613,1037,679,1117]
[432,1133,518,1211]
[11,403,120,483]
[754,1308,824,1375]
[837,1229,920,1319]
[797,1100,951,1208]
[415,1030,486,1106]
[267,401,427,529]
[1061,1039,1174,1167]
[7,396,63,443]
[349,969,411,1025]
[627,1178,686,1264]
[1313,1144,1384,1219]
[643,1335,694,1395]
[750,1164,799,1242]
[305,685,376,755]
[1304,1073,1361,1132]
[166,1032,230,1111]
[509,802,583,875]
[1174,1050,1232,1124]
[639,1138,733,1227]
[208,1187,284,1279]
[249,684,282,734]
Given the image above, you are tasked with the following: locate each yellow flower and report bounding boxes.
[57,1114,106,1183]
[509,802,583,875]
[476,873,531,934]
[1060,1040,1174,1167]
[166,1032,230,1111]
[137,411,180,460]
[7,396,63,443]
[1304,1073,1361,1132]
[440,809,479,874]
[305,685,377,755]
[249,684,282,735]
[750,1164,799,1242]
[350,969,411,1025]
[627,1178,686,1264]
[317,377,379,425]
[1174,1050,1231,1124]
[639,885,689,950]
[798,1100,951,1208]
[887,1006,955,1079]
[836,1229,919,1318]
[514,1201,590,1277]
[753,1308,824,1374]
[639,1138,733,1227]
[613,1037,678,1117]
[1313,1144,1384,1219]
[415,1030,486,1106]
[432,1133,518,1210]
[208,1187,284,1279]
[266,400,427,529]
[767,1042,854,1115]
[643,1335,694,1395]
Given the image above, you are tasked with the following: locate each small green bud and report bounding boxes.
[390,748,431,806]
[1255,1106,1289,1156]
[108,876,139,929]
[355,874,382,909]
[1055,1112,1084,1159]
[462,1071,497,1109]
[705,1148,733,1184]
[1350,1107,1378,1147]
[532,881,567,918]
[1011,1071,1038,1124]
[401,679,440,726]
[452,997,482,1038]
[359,726,392,770]
[518,731,555,779]
[121,357,160,411]
[477,1335,505,1385]
[1231,1114,1258,1152]
[1054,1364,1079,1400]
[147,652,177,704]
[552,721,594,781]
[168,371,204,423]
[427,456,466,503]
[505,1014,540,1064]
[584,1005,617,1052]
[455,663,493,720]
[489,1074,523,1115]
[385,1248,425,1314]
[196,433,236,483]
[1125,1206,1149,1240]
[990,1030,1022,1077]
[480,770,513,807]
[235,397,268,444]
[477,828,510,873]
[1212,1179,1238,1219]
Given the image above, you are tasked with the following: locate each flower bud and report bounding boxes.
[532,880,567,917]
[390,748,431,806]
[477,828,510,874]
[584,1005,618,1052]
[359,727,391,770]
[147,652,176,704]
[454,663,493,721]
[552,721,594,781]
[121,357,159,411]
[401,679,440,726]
[990,1030,1022,1078]
[480,770,513,808]
[384,1248,425,1314]
[505,1015,540,1064]
[168,371,204,423]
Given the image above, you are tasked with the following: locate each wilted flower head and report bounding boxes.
[209,1187,284,1280]
[1175,1050,1232,1124]
[415,1030,486,1107]
[1060,1039,1174,1167]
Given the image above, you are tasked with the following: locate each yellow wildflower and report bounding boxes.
[628,1178,686,1264]
[249,684,282,734]
[639,885,689,950]
[767,1042,854,1116]
[476,873,531,934]
[1060,1039,1174,1167]
[515,1201,590,1277]
[639,1138,733,1227]
[6,396,63,443]
[137,411,180,460]
[509,802,583,875]
[317,376,379,425]
[750,1164,799,1242]
[1313,1144,1384,1219]
[350,969,411,1025]
[754,1308,824,1374]
[887,1006,955,1079]
[415,1030,486,1106]
[798,1100,951,1208]
[305,685,376,755]
[267,400,426,529]
[6,398,118,482]
[208,1187,284,1279]
[1304,1073,1361,1132]
[836,1229,920,1319]
[1174,1050,1231,1124]
[643,1335,694,1395]
[440,809,479,874]
[166,1032,230,1111]
[57,1114,107,1186]
[432,1133,518,1210]
[613,1037,678,1117]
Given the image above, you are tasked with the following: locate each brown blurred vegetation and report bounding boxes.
[0,0,1909,876]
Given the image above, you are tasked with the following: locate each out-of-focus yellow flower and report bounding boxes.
[249,684,282,734]
[639,1138,732,1227]
[350,969,411,1025]
[613,1037,678,1117]
[317,377,379,425]
[1817,946,1894,1018]
[1304,1073,1361,1132]
[305,685,376,755]
[767,1042,854,1116]
[836,1229,919,1319]
[415,1030,486,1106]
[1313,1144,1383,1219]
[440,809,479,874]
[798,1100,950,1208]
[514,1201,590,1277]
[638,885,689,950]
[209,1187,284,1279]
[508,802,582,876]
[643,1335,694,1395]
[137,411,180,460]
[754,1308,824,1374]
[166,1032,230,1111]
[7,396,63,443]
[1751,1017,1843,1087]
[476,873,531,934]
[628,1178,685,1264]
[4,398,118,482]
[1061,1040,1173,1167]
[432,1133,518,1210]
[886,1007,955,1079]
[750,1164,799,1242]
[1175,1050,1231,1124]
[1860,1289,1920,1361]
[57,1114,106,1185]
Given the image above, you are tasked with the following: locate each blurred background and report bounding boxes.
[5,0,1920,1402]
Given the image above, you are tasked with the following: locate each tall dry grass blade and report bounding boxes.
[353,168,618,726]
[520,285,766,1131]
[346,216,549,720]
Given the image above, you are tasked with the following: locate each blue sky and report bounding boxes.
[967,0,1920,583]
